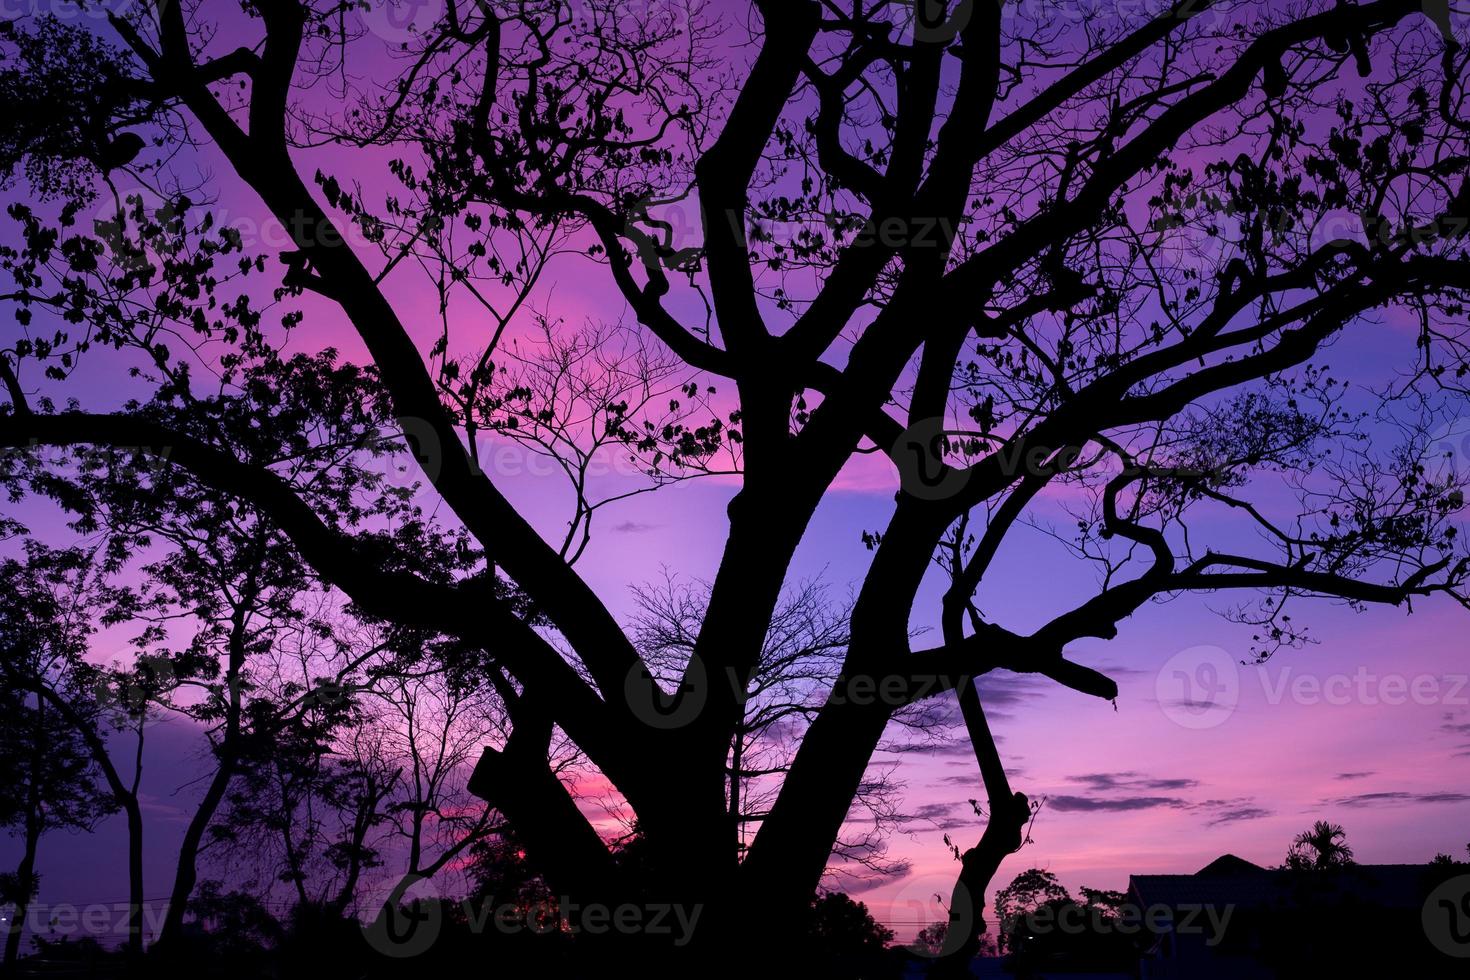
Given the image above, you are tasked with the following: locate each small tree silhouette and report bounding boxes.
[1284,820,1355,870]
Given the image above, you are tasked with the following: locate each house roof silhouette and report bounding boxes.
[1130,855,1441,910]
[1194,854,1266,877]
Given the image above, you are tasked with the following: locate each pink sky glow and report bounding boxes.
[3,0,1469,949]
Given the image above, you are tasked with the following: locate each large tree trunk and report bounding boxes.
[741,694,894,918]
[743,503,941,917]
[467,707,623,912]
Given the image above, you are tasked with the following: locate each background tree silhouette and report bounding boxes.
[1284,819,1356,870]
[0,564,116,970]
[2,0,1470,971]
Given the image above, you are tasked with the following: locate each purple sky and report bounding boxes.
[3,0,1470,949]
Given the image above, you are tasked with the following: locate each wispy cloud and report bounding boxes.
[1197,799,1272,826]
[1049,795,1190,813]
[1325,791,1470,808]
[612,520,659,533]
[896,801,977,832]
[1042,773,1269,827]
[1069,772,1201,792]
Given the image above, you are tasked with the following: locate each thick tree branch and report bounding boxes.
[132,7,655,718]
[0,411,635,773]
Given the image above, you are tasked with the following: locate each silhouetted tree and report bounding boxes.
[990,871,1136,973]
[911,919,948,958]
[799,891,898,977]
[0,543,151,957]
[633,574,924,879]
[4,1,1470,971]
[993,868,1071,955]
[210,621,504,918]
[0,667,115,969]
[1285,819,1355,870]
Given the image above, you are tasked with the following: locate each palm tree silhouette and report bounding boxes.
[1285,821,1355,870]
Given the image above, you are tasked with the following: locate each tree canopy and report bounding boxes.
[3,0,1470,972]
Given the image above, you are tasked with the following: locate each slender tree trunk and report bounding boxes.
[156,761,235,947]
[3,814,41,970]
[5,694,47,971]
[741,695,892,905]
[931,679,1030,975]
[744,503,942,911]
[26,684,146,958]
[332,773,387,917]
[157,641,247,945]
[930,601,1031,973]
[282,823,310,909]
[121,794,145,959]
[158,574,259,948]
[118,721,147,960]
[728,729,744,862]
